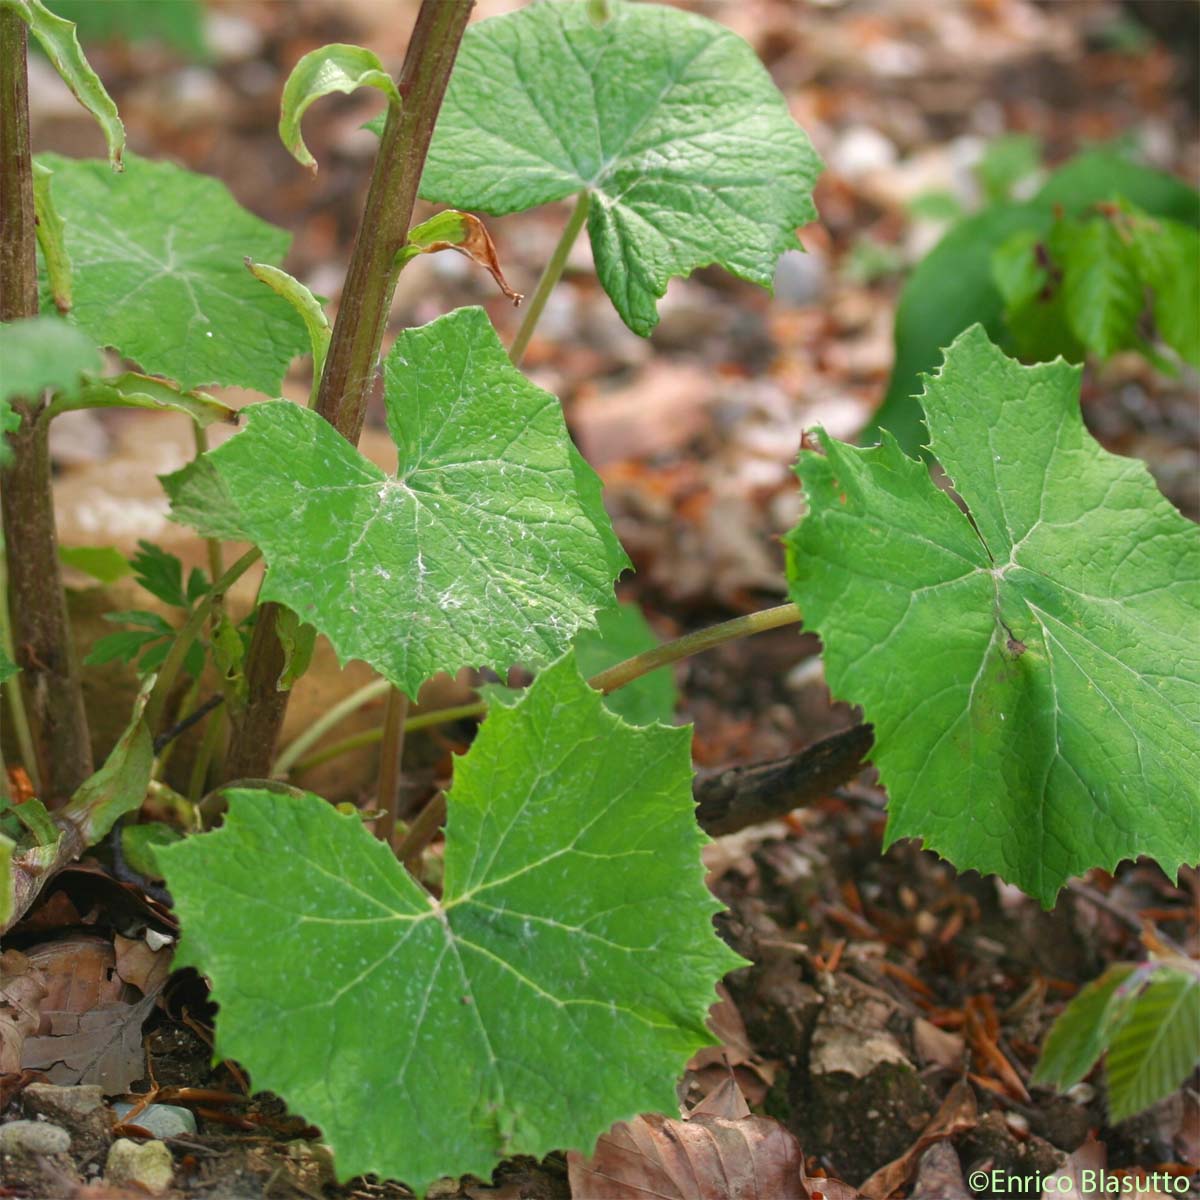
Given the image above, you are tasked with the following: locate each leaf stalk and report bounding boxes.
[287,603,803,776]
[508,190,589,366]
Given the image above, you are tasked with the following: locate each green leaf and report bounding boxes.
[397,211,521,304]
[59,545,132,585]
[119,821,180,880]
[574,602,677,726]
[44,0,207,61]
[158,655,742,1190]
[0,314,101,403]
[0,833,13,928]
[47,371,239,427]
[0,0,124,166]
[275,606,316,692]
[35,153,308,392]
[976,133,1042,204]
[32,161,72,313]
[84,629,162,667]
[59,681,153,845]
[1056,210,1143,357]
[1129,215,1200,367]
[864,202,1050,455]
[872,150,1200,455]
[1035,149,1200,228]
[3,796,59,847]
[1106,965,1200,1122]
[1033,962,1141,1091]
[164,306,627,697]
[786,326,1200,905]
[280,43,399,173]
[130,541,188,609]
[245,260,331,394]
[0,315,99,465]
[419,0,820,336]
[0,648,18,685]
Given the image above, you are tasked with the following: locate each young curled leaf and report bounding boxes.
[245,260,331,399]
[279,43,400,173]
[32,162,71,313]
[398,211,522,305]
[0,0,124,167]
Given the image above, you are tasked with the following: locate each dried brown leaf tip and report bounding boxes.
[400,210,523,305]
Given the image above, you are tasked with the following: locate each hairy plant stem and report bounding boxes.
[508,191,589,366]
[374,688,409,846]
[224,0,474,782]
[287,603,804,776]
[144,548,260,733]
[0,11,92,800]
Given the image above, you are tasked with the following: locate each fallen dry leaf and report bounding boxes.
[913,1018,966,1072]
[113,933,172,996]
[21,990,157,1092]
[859,1081,978,1200]
[0,948,47,1073]
[689,983,777,1106]
[568,1076,806,1199]
[908,1141,970,1200]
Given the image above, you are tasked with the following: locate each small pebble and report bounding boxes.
[23,1083,106,1120]
[0,1119,71,1155]
[105,1138,174,1197]
[112,1101,198,1139]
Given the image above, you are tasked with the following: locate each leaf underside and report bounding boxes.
[164,307,627,696]
[158,657,743,1190]
[787,325,1200,905]
[419,0,821,336]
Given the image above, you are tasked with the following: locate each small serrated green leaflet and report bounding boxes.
[1056,209,1142,358]
[32,161,71,312]
[84,629,162,668]
[419,0,820,336]
[279,43,399,173]
[245,260,330,398]
[787,326,1200,905]
[158,655,742,1190]
[47,371,238,427]
[35,153,308,392]
[130,541,187,609]
[1106,965,1200,1122]
[1033,962,1141,1091]
[0,0,124,165]
[0,647,18,685]
[163,306,627,697]
[574,602,677,726]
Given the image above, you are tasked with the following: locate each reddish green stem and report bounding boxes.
[224,0,474,781]
[0,10,92,800]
